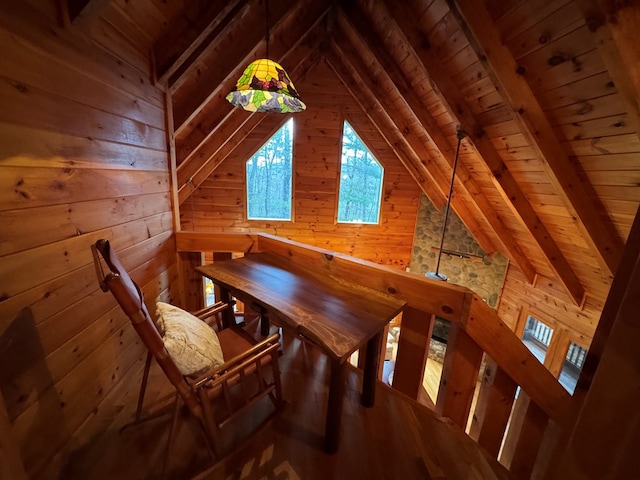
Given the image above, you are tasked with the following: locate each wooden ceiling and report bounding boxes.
[83,0,640,307]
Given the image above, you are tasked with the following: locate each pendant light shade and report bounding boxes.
[226,58,306,113]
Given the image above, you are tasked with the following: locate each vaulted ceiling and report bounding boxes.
[88,0,640,307]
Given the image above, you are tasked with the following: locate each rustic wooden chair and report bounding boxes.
[90,239,283,467]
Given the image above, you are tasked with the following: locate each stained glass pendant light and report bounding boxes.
[226,0,306,113]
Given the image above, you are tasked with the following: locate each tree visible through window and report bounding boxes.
[246,118,293,220]
[337,121,383,223]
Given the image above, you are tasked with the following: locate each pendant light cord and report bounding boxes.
[264,0,270,59]
[434,130,467,278]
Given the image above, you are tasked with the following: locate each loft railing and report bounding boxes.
[175,231,572,478]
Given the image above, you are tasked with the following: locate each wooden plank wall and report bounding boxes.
[181,60,422,269]
[0,2,178,477]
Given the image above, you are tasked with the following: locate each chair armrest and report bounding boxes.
[191,301,235,331]
[191,332,281,390]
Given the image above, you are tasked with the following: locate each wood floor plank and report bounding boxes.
[58,323,513,480]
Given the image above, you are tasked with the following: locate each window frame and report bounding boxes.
[244,117,295,222]
[515,307,590,394]
[336,119,384,225]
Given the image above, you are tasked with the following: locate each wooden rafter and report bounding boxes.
[449,0,624,279]
[153,0,248,84]
[340,1,535,279]
[326,51,447,211]
[169,0,281,125]
[61,0,109,25]
[334,27,452,207]
[383,0,585,305]
[178,110,258,205]
[328,45,497,252]
[576,0,640,141]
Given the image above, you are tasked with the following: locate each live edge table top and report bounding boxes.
[197,252,406,363]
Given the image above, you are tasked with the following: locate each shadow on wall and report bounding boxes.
[410,194,508,308]
[0,307,67,476]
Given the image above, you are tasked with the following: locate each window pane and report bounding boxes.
[559,342,588,394]
[337,121,383,224]
[246,118,293,220]
[204,278,215,307]
[521,315,554,363]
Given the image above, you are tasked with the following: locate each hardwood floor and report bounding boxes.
[60,323,513,480]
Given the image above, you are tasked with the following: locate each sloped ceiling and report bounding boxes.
[144,0,639,306]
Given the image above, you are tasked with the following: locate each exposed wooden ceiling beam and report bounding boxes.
[178,113,276,205]
[328,44,497,253]
[449,0,624,279]
[340,1,535,279]
[152,0,248,85]
[333,20,450,204]
[326,51,447,211]
[61,0,109,25]
[576,0,640,142]
[329,35,449,209]
[178,110,257,205]
[384,0,585,305]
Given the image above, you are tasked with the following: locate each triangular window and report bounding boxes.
[246,118,293,221]
[337,121,384,224]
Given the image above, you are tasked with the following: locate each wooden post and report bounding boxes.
[210,252,237,328]
[435,323,484,429]
[178,251,205,312]
[392,307,434,399]
[551,206,640,478]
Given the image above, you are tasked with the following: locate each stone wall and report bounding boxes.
[410,194,508,308]
[402,194,509,365]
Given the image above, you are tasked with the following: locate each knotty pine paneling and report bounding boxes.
[498,265,602,343]
[421,0,638,346]
[181,60,421,268]
[0,3,175,478]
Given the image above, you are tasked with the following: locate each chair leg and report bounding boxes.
[120,352,173,433]
[136,351,153,421]
[270,354,284,407]
[198,388,224,458]
[160,393,182,480]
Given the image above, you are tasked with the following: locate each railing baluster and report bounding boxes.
[435,323,483,429]
[469,359,518,458]
[509,400,548,478]
[392,307,435,401]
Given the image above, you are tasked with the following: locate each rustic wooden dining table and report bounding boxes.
[197,251,405,453]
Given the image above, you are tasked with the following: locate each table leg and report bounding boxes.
[324,358,346,454]
[362,330,384,408]
[260,313,270,336]
[218,288,235,329]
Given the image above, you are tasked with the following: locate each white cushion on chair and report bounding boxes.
[155,302,225,376]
